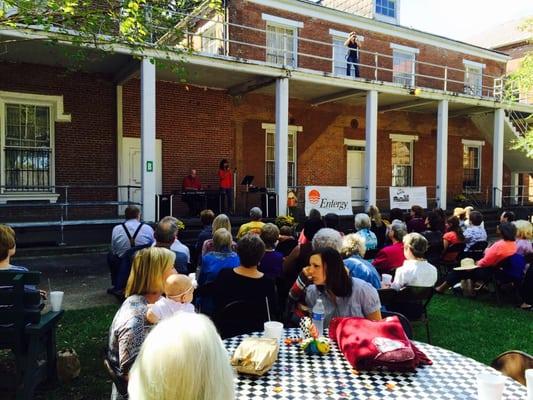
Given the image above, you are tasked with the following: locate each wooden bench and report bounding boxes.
[0,271,63,399]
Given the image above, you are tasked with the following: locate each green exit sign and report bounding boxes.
[146,161,153,172]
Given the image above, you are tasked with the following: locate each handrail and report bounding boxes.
[146,7,505,100]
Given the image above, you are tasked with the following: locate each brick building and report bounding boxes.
[0,0,532,225]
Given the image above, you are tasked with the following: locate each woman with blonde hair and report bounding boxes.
[202,214,236,256]
[107,247,177,400]
[513,219,532,257]
[128,313,234,400]
[341,233,381,289]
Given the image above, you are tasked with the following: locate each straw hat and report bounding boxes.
[453,207,466,217]
[454,258,477,271]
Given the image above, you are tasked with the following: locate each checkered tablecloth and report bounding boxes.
[223,328,527,399]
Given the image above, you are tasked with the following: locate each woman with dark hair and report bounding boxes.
[217,159,233,213]
[407,205,425,233]
[441,216,465,262]
[389,208,405,222]
[436,223,518,294]
[422,211,444,266]
[304,248,382,327]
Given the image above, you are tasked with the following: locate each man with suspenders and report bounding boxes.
[107,206,154,296]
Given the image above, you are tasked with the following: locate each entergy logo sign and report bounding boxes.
[305,186,353,216]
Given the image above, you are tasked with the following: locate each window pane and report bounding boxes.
[288,161,295,187]
[267,146,274,160]
[332,38,345,76]
[464,66,482,96]
[266,25,295,67]
[393,51,415,86]
[462,146,480,191]
[392,141,412,187]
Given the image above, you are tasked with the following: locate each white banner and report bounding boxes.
[305,186,353,216]
[389,187,427,209]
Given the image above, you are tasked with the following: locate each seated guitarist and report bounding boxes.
[182,169,202,216]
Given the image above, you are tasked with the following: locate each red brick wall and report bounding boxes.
[0,62,117,220]
[228,0,505,93]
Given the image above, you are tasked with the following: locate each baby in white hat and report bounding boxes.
[147,274,195,324]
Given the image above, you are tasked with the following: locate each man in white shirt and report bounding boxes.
[111,206,154,258]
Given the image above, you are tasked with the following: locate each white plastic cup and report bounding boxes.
[50,291,64,312]
[477,373,506,400]
[188,273,198,289]
[264,321,283,341]
[382,274,393,286]
[526,369,533,400]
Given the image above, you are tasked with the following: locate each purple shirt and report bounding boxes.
[259,250,284,279]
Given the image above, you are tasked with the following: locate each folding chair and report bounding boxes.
[214,300,270,339]
[462,240,488,262]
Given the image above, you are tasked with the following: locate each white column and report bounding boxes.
[492,109,504,208]
[141,58,156,222]
[365,90,378,207]
[275,78,289,216]
[436,100,448,210]
[511,172,519,205]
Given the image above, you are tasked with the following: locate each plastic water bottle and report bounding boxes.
[312,298,325,337]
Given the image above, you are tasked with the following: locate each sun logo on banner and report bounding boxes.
[308,189,320,205]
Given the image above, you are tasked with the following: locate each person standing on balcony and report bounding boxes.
[345,31,361,78]
[218,159,233,214]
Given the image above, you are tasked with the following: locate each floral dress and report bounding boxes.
[107,295,152,399]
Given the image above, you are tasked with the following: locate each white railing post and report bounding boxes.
[443,67,448,91]
[365,90,378,207]
[374,53,378,81]
[492,109,504,208]
[275,78,289,216]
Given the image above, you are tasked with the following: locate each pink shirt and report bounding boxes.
[477,240,517,268]
[372,242,406,273]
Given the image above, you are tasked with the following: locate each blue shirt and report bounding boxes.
[357,228,378,250]
[343,255,382,289]
[199,251,240,286]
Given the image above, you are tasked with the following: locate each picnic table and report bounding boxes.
[224,328,526,399]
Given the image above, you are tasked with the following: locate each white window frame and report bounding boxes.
[463,60,485,97]
[262,123,302,190]
[461,139,485,193]
[374,0,400,24]
[0,91,70,203]
[198,21,219,55]
[262,14,302,68]
[390,134,417,187]
[390,43,418,87]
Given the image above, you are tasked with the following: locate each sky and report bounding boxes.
[400,0,533,43]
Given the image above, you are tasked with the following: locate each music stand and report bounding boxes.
[241,176,254,192]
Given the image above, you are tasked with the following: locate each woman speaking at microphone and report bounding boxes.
[218,159,233,214]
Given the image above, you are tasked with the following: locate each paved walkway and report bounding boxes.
[13,252,119,310]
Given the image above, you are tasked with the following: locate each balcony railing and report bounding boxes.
[150,9,508,100]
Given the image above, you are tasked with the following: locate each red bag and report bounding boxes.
[329,316,432,371]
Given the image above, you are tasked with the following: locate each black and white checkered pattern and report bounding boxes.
[224,328,527,399]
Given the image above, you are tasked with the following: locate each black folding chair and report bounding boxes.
[438,242,466,280]
[214,300,270,339]
[462,240,488,262]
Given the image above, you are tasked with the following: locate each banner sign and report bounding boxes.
[305,186,353,216]
[389,187,427,209]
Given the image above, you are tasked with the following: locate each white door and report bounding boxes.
[119,137,162,214]
[347,150,365,207]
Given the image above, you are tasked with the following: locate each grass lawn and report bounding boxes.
[8,294,531,399]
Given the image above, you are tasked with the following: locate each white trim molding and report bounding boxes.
[261,13,304,28]
[390,43,419,54]
[389,133,419,142]
[344,138,366,147]
[462,59,486,69]
[261,123,303,132]
[328,29,364,42]
[0,91,71,122]
[249,0,508,62]
[462,139,485,146]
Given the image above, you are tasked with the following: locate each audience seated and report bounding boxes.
[513,220,533,257]
[372,220,407,274]
[304,248,382,327]
[463,211,487,251]
[194,209,215,266]
[146,274,195,324]
[107,247,176,400]
[202,214,236,256]
[163,217,190,270]
[128,313,234,400]
[368,205,388,249]
[442,216,465,262]
[500,211,516,224]
[388,208,405,223]
[422,211,444,266]
[407,205,426,233]
[453,207,467,231]
[432,207,447,233]
[298,208,322,245]
[354,213,378,251]
[199,234,277,317]
[154,217,188,274]
[312,228,343,253]
[259,223,284,279]
[436,223,518,294]
[464,206,485,230]
[236,207,265,239]
[324,213,344,235]
[275,225,298,257]
[108,206,154,292]
[341,233,381,289]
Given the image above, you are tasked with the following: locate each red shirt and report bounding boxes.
[218,169,233,189]
[182,175,201,190]
[372,242,406,273]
